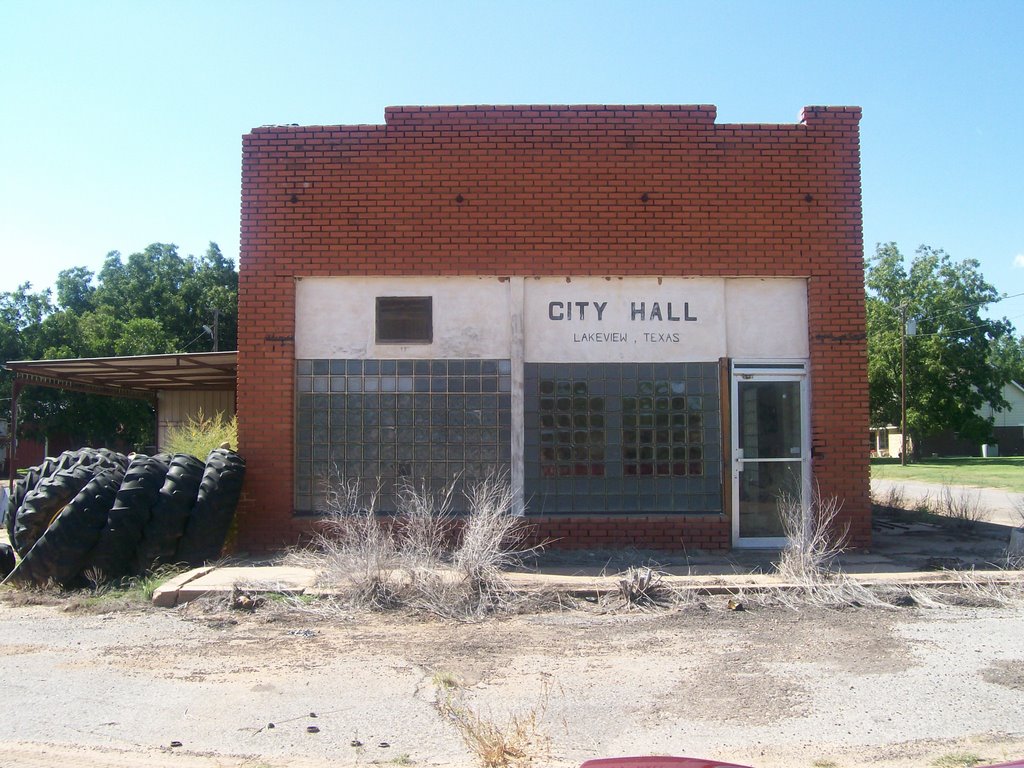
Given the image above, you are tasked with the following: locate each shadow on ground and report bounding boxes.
[516,507,1020,578]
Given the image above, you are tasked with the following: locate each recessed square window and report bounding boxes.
[376,297,432,344]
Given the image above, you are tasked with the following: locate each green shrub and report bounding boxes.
[163,409,237,457]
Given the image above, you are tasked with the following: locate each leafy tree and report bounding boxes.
[0,283,52,362]
[89,242,237,352]
[1,242,237,451]
[866,243,1013,450]
[55,266,96,315]
[990,332,1024,386]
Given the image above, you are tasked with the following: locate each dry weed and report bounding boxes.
[293,471,537,620]
[436,683,551,768]
[397,477,456,568]
[944,569,1024,606]
[932,485,990,526]
[1007,496,1024,565]
[616,566,670,608]
[302,477,399,608]
[872,483,907,511]
[410,472,536,620]
[455,472,528,586]
[775,491,848,582]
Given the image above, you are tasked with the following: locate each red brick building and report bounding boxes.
[236,104,868,552]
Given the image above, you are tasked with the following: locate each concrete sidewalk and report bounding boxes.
[152,561,1024,608]
[152,512,1024,607]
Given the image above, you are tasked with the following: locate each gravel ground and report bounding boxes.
[1,590,1023,768]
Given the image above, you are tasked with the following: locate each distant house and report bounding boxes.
[872,380,1024,458]
[980,380,1024,429]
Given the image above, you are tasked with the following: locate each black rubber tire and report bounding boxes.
[4,450,125,545]
[7,466,43,541]
[74,448,128,472]
[175,449,247,566]
[0,542,15,579]
[6,466,125,588]
[7,477,25,538]
[134,454,205,574]
[80,455,170,582]
[54,450,83,474]
[12,465,95,557]
[34,456,59,482]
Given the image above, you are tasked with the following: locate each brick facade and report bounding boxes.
[237,104,868,552]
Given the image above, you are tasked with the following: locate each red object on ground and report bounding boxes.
[580,757,754,768]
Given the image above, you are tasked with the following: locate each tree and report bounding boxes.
[90,242,238,352]
[1,242,238,450]
[866,243,1013,450]
[990,332,1024,386]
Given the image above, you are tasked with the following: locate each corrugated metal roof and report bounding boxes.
[5,351,237,399]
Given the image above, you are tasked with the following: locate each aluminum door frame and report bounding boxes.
[730,360,811,548]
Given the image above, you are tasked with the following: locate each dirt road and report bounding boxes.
[1,594,1023,768]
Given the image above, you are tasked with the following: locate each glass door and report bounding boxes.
[731,367,808,547]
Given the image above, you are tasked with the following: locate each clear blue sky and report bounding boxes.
[2,0,1022,327]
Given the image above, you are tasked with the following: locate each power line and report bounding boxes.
[914,290,1024,325]
[910,311,1024,340]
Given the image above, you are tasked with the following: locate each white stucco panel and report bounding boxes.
[524,277,728,362]
[295,277,512,359]
[296,275,807,362]
[725,278,808,359]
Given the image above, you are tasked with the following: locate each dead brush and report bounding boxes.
[760,577,896,611]
[455,472,527,587]
[943,569,1024,607]
[775,490,848,583]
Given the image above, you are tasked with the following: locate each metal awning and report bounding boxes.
[4,351,239,485]
[4,351,237,400]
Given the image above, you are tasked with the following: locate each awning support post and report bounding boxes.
[8,378,23,491]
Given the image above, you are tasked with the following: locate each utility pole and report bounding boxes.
[899,305,917,466]
[202,309,221,352]
[901,303,909,466]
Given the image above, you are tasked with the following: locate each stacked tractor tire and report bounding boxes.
[0,447,245,588]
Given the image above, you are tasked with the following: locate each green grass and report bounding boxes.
[871,456,1024,493]
[63,567,183,612]
[930,752,984,768]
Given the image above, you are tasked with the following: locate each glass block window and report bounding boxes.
[295,359,512,513]
[623,383,705,477]
[537,378,606,477]
[525,362,721,515]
